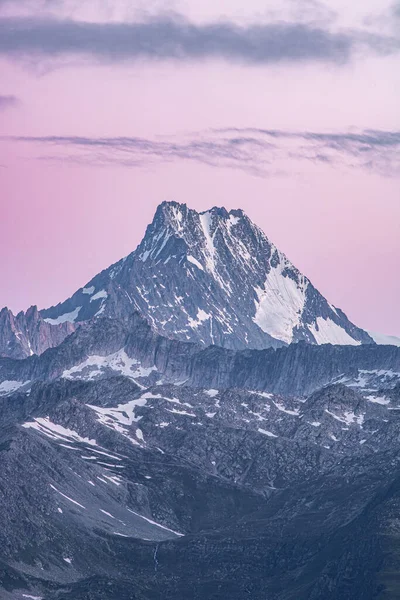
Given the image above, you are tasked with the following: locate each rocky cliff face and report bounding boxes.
[0,313,397,401]
[37,201,373,357]
[0,305,75,360]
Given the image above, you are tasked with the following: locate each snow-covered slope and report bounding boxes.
[38,201,373,351]
[368,331,400,347]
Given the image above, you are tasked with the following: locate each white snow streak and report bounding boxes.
[49,484,86,509]
[365,395,390,405]
[22,418,97,446]
[187,255,204,271]
[126,508,184,536]
[258,428,278,438]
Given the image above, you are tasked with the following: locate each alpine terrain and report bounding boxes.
[1,201,374,361]
[1,202,399,600]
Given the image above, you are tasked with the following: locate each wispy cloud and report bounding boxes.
[0,94,19,109]
[0,15,360,65]
[5,128,400,177]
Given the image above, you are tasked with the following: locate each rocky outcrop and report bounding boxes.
[0,305,75,359]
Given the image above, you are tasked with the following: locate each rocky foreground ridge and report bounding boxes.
[0,310,399,599]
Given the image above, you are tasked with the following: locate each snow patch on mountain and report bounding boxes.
[336,368,400,390]
[22,417,97,446]
[258,428,278,438]
[253,255,308,344]
[62,349,157,383]
[90,290,108,302]
[187,255,204,271]
[365,395,390,405]
[199,211,216,273]
[308,317,362,346]
[368,331,400,347]
[88,396,149,443]
[82,286,95,295]
[188,309,211,329]
[325,409,365,427]
[0,379,30,395]
[44,307,81,325]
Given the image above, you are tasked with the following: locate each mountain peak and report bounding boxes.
[25,305,39,319]
[156,199,189,222]
[200,205,230,219]
[156,201,244,231]
[37,201,373,353]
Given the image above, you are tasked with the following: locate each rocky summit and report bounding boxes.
[0,202,399,600]
[3,200,371,360]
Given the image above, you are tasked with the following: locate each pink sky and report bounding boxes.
[1,0,399,335]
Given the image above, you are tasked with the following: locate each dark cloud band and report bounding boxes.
[0,16,353,64]
[216,128,400,148]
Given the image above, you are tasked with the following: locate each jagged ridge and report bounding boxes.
[0,305,75,360]
[36,201,373,355]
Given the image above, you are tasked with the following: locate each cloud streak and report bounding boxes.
[0,15,356,64]
[4,128,400,177]
[0,94,18,109]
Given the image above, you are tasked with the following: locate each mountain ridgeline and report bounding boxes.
[1,201,374,360]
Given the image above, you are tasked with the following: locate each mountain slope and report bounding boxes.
[37,201,373,354]
[0,318,399,599]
